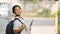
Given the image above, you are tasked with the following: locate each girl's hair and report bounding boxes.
[12,5,21,14]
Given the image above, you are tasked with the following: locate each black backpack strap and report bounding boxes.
[14,18,23,34]
[14,18,23,24]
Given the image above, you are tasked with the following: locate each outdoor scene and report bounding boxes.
[58,0,60,34]
[0,0,58,34]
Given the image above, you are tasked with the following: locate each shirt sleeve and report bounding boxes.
[13,20,22,30]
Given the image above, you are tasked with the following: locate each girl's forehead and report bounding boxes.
[15,7,20,9]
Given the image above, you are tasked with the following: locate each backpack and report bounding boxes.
[6,18,23,34]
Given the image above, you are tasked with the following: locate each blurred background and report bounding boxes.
[58,0,60,34]
[0,0,58,34]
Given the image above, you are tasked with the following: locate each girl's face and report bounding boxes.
[14,7,22,16]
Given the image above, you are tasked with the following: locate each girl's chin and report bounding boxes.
[16,15,20,16]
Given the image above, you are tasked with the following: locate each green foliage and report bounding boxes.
[28,0,37,3]
[36,8,51,17]
[58,10,60,15]
[58,10,60,24]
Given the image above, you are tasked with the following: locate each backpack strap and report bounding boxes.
[14,18,23,24]
[14,18,23,34]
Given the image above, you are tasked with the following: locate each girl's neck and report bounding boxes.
[15,15,22,18]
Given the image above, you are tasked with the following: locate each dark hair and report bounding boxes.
[12,5,21,14]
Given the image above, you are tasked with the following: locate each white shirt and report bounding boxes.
[13,17,26,34]
[13,17,31,34]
